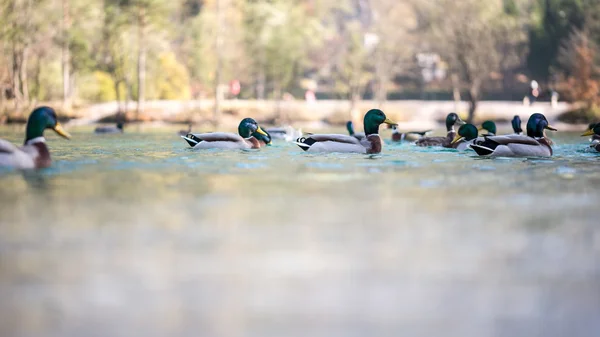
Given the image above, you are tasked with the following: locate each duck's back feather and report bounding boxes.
[471,135,552,157]
[0,140,36,169]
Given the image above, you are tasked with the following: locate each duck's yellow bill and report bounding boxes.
[582,129,595,137]
[256,126,268,136]
[545,124,558,131]
[383,118,396,125]
[451,134,464,145]
[53,123,71,139]
[477,127,484,132]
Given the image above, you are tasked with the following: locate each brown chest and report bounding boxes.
[366,135,382,154]
[245,137,261,149]
[32,142,52,168]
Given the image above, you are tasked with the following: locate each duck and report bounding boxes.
[295,109,396,154]
[346,121,365,141]
[390,125,432,142]
[585,122,600,142]
[415,112,465,147]
[0,106,71,169]
[470,113,557,157]
[253,128,272,147]
[582,123,600,152]
[181,118,268,149]
[264,125,302,141]
[95,122,124,134]
[177,123,192,136]
[511,115,523,135]
[478,120,496,136]
[450,124,479,151]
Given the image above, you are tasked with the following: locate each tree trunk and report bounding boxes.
[451,73,461,113]
[11,46,22,108]
[213,0,223,126]
[136,5,146,118]
[62,0,72,110]
[114,80,122,114]
[467,79,480,123]
[19,46,29,103]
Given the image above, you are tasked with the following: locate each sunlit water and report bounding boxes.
[0,125,599,337]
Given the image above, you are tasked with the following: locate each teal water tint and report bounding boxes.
[0,126,599,337]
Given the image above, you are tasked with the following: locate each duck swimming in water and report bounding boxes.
[181,118,269,150]
[470,113,557,157]
[295,109,396,154]
[390,125,432,142]
[450,124,479,151]
[582,123,600,152]
[415,113,465,147]
[95,122,124,134]
[0,106,71,169]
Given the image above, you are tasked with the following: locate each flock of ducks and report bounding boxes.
[1,106,599,170]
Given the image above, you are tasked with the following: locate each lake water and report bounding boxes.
[0,125,599,337]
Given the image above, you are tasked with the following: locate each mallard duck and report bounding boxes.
[95,122,123,134]
[582,123,600,152]
[470,113,557,157]
[177,123,192,136]
[415,113,465,147]
[585,122,600,142]
[254,128,272,147]
[0,106,71,169]
[264,125,302,141]
[450,124,479,151]
[295,109,395,154]
[181,118,268,149]
[390,125,432,142]
[512,115,523,135]
[478,120,496,136]
[346,121,365,141]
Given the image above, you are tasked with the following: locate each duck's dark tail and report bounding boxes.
[293,137,314,151]
[470,144,494,156]
[181,134,202,147]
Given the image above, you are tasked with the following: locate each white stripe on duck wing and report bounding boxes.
[471,135,552,157]
[295,134,374,153]
[470,113,556,157]
[181,118,268,150]
[182,132,256,149]
[295,109,395,154]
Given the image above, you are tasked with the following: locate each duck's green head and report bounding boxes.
[451,124,478,144]
[526,113,556,138]
[238,118,267,138]
[253,128,272,145]
[512,115,523,134]
[363,109,396,135]
[478,120,496,135]
[582,123,600,137]
[25,106,71,144]
[445,113,465,130]
[346,121,355,135]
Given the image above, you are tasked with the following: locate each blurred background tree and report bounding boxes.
[0,0,599,121]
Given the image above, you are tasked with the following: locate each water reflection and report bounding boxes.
[0,128,598,337]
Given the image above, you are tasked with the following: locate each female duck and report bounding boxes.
[295,109,396,154]
[582,123,600,152]
[415,112,465,147]
[95,121,124,134]
[450,124,479,151]
[470,113,557,157]
[391,125,432,142]
[0,106,71,169]
[181,118,269,149]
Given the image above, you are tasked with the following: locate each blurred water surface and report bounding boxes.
[0,126,599,337]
